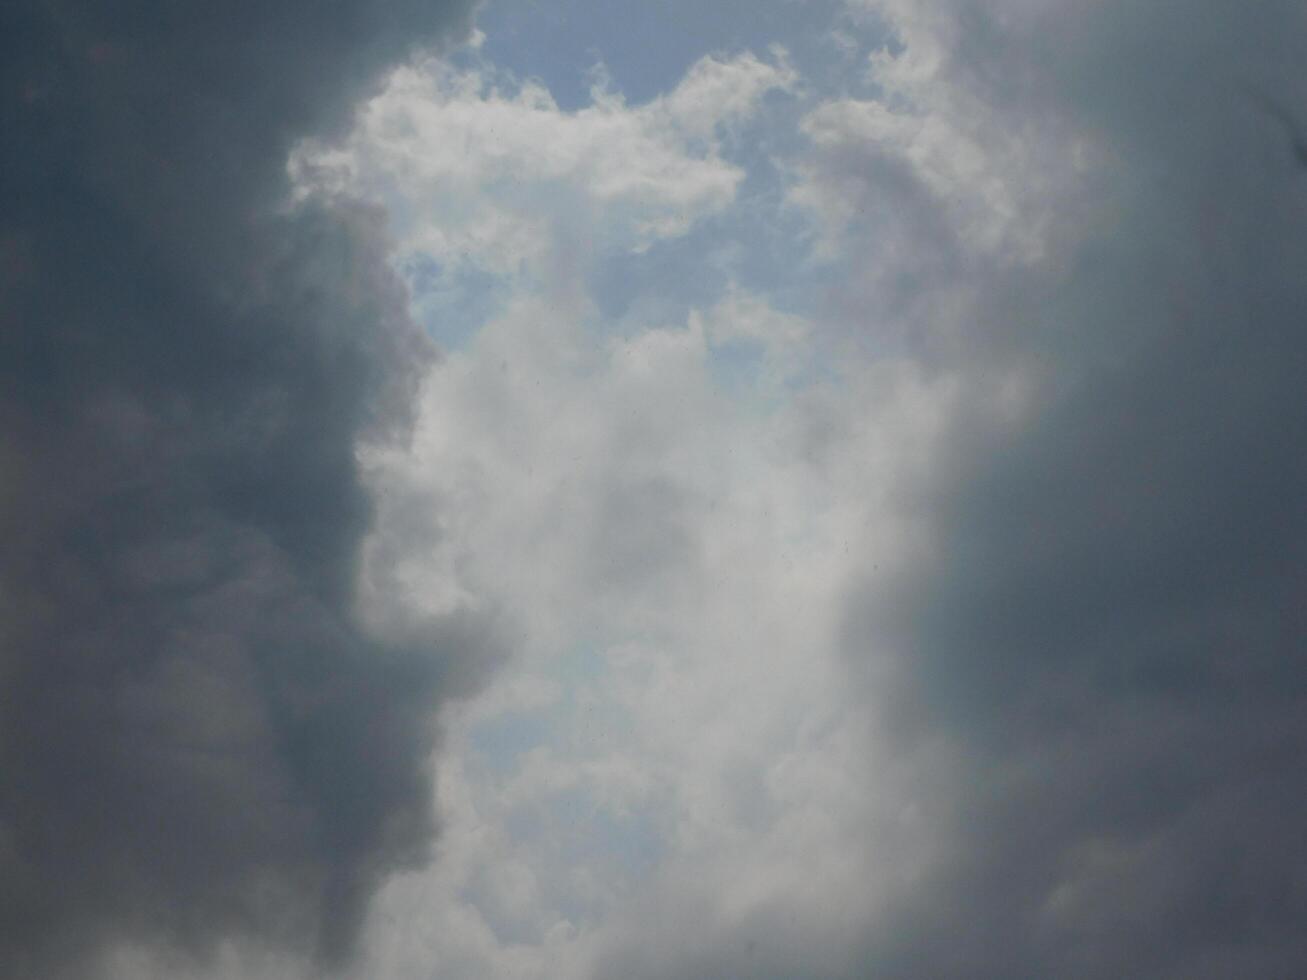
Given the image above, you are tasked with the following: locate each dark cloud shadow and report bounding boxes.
[0,2,495,977]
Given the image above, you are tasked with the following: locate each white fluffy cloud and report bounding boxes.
[349,277,959,977]
[292,49,796,291]
[305,5,1055,973]
[284,31,973,971]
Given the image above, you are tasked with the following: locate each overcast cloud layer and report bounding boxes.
[5,0,1307,978]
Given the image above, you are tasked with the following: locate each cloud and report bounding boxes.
[0,2,495,977]
[814,1,1307,976]
[60,2,1307,978]
[359,2,1307,978]
[345,254,957,978]
[290,49,797,305]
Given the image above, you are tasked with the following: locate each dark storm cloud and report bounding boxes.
[840,1,1307,976]
[0,2,486,977]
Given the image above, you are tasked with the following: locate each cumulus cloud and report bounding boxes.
[291,49,796,295]
[351,284,949,980]
[0,2,495,977]
[312,39,962,967]
[346,2,1307,978]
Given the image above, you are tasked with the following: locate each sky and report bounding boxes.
[3,1,1307,978]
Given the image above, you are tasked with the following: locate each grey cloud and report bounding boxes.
[835,1,1307,977]
[588,474,699,594]
[0,1,487,977]
[582,2,1307,978]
